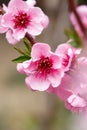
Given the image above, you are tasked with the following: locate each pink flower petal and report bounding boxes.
[26,0,36,7]
[17,63,25,74]
[55,43,75,58]
[6,30,18,44]
[29,7,46,22]
[25,74,50,91]
[8,0,29,12]
[55,43,70,55]
[31,43,51,59]
[22,60,38,75]
[67,94,87,108]
[29,7,49,28]
[2,13,14,29]
[41,15,49,28]
[50,54,62,69]
[13,29,25,41]
[2,4,8,12]
[26,7,49,35]
[27,22,43,36]
[58,87,72,101]
[48,69,64,87]
[0,15,8,33]
[57,74,72,101]
[17,60,38,75]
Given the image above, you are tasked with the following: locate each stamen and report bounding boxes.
[37,57,53,74]
[13,11,30,29]
[62,54,70,67]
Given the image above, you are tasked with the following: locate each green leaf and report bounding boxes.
[14,47,28,56]
[23,37,31,54]
[12,37,32,63]
[12,55,31,63]
[64,29,83,48]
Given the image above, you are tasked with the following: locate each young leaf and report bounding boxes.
[12,37,32,63]
[14,47,29,56]
[23,37,31,53]
[64,29,83,48]
[12,55,31,63]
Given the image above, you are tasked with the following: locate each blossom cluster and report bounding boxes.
[0,0,87,113]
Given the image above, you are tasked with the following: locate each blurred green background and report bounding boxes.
[0,0,86,130]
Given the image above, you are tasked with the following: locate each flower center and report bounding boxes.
[37,57,53,74]
[13,11,30,29]
[62,54,70,67]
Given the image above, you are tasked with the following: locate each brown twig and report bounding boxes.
[0,6,5,15]
[25,33,36,46]
[68,0,86,36]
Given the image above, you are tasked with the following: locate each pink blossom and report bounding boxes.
[57,57,87,112]
[55,42,81,72]
[0,0,49,44]
[17,43,64,91]
[47,43,81,94]
[70,5,87,37]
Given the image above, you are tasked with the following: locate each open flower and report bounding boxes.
[47,43,81,94]
[17,43,64,91]
[57,57,87,112]
[0,0,49,44]
[55,42,81,72]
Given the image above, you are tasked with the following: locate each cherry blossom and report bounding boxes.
[55,42,81,71]
[17,43,64,91]
[0,0,49,44]
[57,57,87,112]
[47,43,81,94]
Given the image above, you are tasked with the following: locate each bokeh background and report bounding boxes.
[0,0,87,130]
